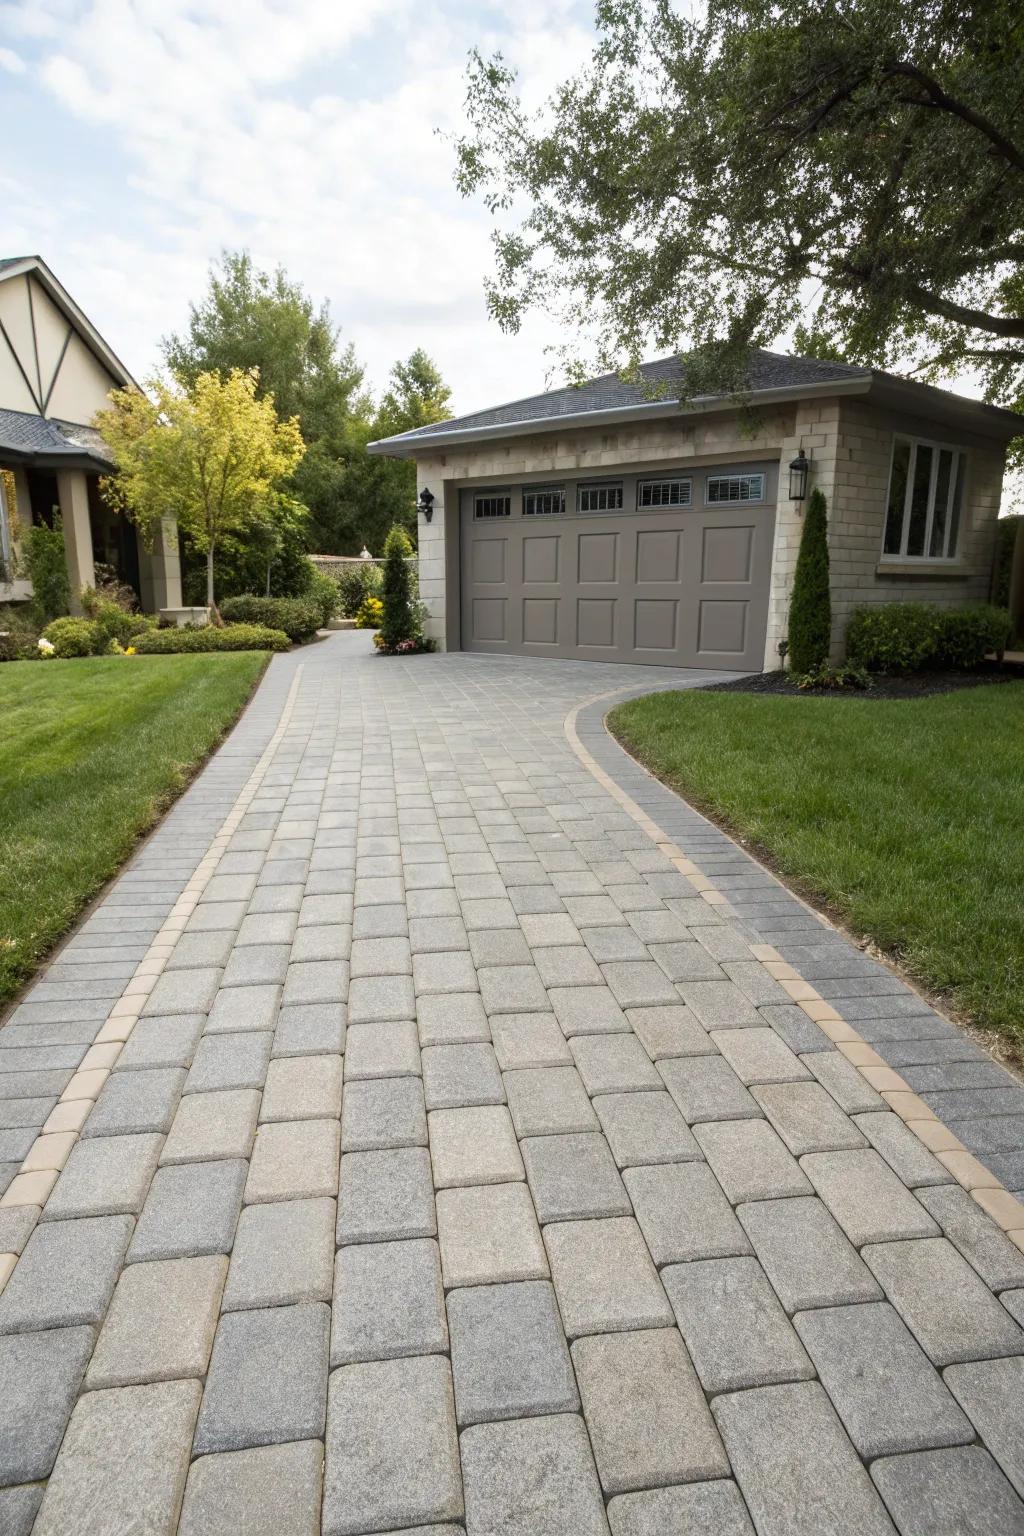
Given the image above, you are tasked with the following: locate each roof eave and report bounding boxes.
[867,375,1023,440]
[366,376,873,459]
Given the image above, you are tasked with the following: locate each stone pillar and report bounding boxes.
[416,462,449,648]
[56,469,95,614]
[137,516,183,614]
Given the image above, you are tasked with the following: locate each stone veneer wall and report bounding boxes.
[411,393,1006,667]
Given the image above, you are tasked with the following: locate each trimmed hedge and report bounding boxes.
[42,617,103,658]
[846,603,1012,674]
[219,594,321,642]
[133,624,290,654]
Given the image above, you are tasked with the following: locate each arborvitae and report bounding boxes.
[379,524,415,651]
[788,487,831,673]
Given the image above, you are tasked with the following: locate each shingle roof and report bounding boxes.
[0,407,113,467]
[372,350,869,450]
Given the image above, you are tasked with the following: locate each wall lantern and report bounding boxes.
[788,449,810,502]
[418,486,435,523]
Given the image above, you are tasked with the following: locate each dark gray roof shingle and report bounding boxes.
[0,407,113,466]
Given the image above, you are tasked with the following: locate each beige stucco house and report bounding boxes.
[0,255,181,615]
[368,353,1021,670]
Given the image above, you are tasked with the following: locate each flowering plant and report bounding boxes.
[37,637,55,656]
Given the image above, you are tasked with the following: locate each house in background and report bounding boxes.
[369,353,1021,670]
[0,256,181,615]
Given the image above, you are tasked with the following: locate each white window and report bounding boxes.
[638,477,692,509]
[882,437,964,560]
[706,473,765,504]
[523,486,565,516]
[578,483,624,513]
[474,493,511,520]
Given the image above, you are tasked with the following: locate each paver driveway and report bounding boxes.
[1,631,1024,1535]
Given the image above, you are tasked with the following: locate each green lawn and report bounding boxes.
[609,684,1024,1048]
[0,652,268,1007]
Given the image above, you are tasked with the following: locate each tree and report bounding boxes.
[455,0,1024,441]
[787,488,832,673]
[96,369,305,612]
[379,524,416,651]
[365,349,454,549]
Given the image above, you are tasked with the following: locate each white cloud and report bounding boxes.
[0,46,26,71]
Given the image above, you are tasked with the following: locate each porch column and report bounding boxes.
[56,469,95,614]
[137,517,183,613]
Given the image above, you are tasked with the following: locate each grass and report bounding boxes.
[608,684,1024,1048]
[0,652,268,1008]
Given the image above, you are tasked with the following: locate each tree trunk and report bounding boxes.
[206,544,222,625]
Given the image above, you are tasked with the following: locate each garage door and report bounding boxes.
[459,465,776,669]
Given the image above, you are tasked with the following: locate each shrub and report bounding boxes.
[846,604,943,674]
[991,514,1023,612]
[219,595,320,642]
[935,605,1013,668]
[24,519,70,623]
[0,605,42,662]
[133,623,290,654]
[795,661,872,691]
[355,595,383,629]
[80,590,155,648]
[379,526,416,652]
[787,488,831,674]
[306,565,339,626]
[337,561,383,618]
[41,616,102,658]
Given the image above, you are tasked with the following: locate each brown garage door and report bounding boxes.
[459,465,776,670]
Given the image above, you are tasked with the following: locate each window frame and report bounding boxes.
[636,476,693,510]
[705,472,766,506]
[577,481,625,514]
[522,485,567,518]
[881,435,966,563]
[472,490,512,521]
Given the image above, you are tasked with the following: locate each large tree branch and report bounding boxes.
[838,263,1024,338]
[885,64,1024,174]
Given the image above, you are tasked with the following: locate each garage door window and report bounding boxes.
[578,483,624,513]
[474,493,511,519]
[638,477,692,508]
[706,473,766,504]
[523,487,566,516]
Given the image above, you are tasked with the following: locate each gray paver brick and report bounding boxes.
[33,1379,201,1536]
[753,1081,866,1154]
[194,1303,330,1454]
[86,1255,226,1388]
[245,1117,340,1202]
[544,1216,672,1338]
[413,948,479,996]
[283,960,348,1005]
[944,1357,1024,1500]
[647,940,723,981]
[917,1183,1024,1291]
[491,1012,572,1068]
[625,1162,751,1265]
[184,1032,272,1094]
[128,1159,247,1262]
[341,1075,427,1150]
[223,1198,335,1309]
[600,961,681,1008]
[862,1237,1024,1366]
[658,1054,760,1124]
[694,1118,812,1202]
[582,925,649,962]
[533,944,604,988]
[663,1256,814,1393]
[678,980,761,1029]
[331,1237,447,1364]
[429,1104,524,1186]
[349,935,412,976]
[117,1014,205,1070]
[222,943,290,987]
[422,1042,504,1108]
[436,1181,548,1287]
[206,984,281,1034]
[794,1301,973,1458]
[44,1132,163,1218]
[461,1414,609,1536]
[143,967,221,1017]
[805,1049,886,1112]
[504,1066,599,1136]
[272,1003,345,1057]
[574,1326,729,1494]
[0,1485,44,1536]
[713,1381,897,1536]
[800,1149,940,1245]
[738,1197,883,1314]
[343,1020,419,1080]
[336,1147,436,1244]
[853,1111,952,1188]
[570,1033,661,1094]
[323,1356,463,1535]
[290,922,350,962]
[347,973,415,1023]
[447,1280,578,1425]
[593,1090,700,1166]
[260,1054,343,1119]
[607,1481,755,1536]
[626,1004,714,1059]
[478,964,549,1014]
[872,1446,1024,1536]
[179,1439,323,1536]
[417,990,490,1045]
[161,1089,260,1164]
[712,1027,811,1085]
[548,985,629,1035]
[523,1132,631,1222]
[469,928,533,967]
[0,1325,94,1482]
[0,1205,39,1255]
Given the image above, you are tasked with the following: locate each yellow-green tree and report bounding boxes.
[96,368,305,613]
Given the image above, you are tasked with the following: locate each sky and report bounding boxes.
[0,0,598,413]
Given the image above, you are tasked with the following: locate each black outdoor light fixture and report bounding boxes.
[418,486,435,523]
[788,449,810,502]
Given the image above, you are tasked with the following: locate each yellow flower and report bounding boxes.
[125,646,136,655]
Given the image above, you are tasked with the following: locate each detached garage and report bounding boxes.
[368,353,1018,670]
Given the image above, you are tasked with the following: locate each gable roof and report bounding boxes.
[0,406,113,469]
[368,349,1022,457]
[0,255,140,393]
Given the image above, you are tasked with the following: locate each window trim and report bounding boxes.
[636,476,693,510]
[880,434,966,563]
[522,485,566,517]
[577,481,625,514]
[705,472,766,506]
[472,490,512,520]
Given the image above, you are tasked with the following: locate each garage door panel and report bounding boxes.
[523,535,560,584]
[702,524,754,584]
[523,597,559,645]
[471,597,509,644]
[636,529,681,583]
[577,598,617,648]
[634,598,678,651]
[472,537,508,584]
[578,532,619,584]
[697,599,748,655]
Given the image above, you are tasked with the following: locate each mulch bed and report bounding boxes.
[705,661,1024,701]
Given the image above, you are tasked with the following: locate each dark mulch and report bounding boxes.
[706,661,1024,701]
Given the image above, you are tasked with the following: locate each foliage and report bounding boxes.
[179,492,313,607]
[219,594,321,642]
[337,561,383,617]
[992,514,1023,619]
[23,519,70,623]
[133,623,290,654]
[455,0,1024,456]
[0,605,41,662]
[787,489,831,674]
[795,660,872,690]
[355,595,383,629]
[306,566,339,626]
[96,368,305,611]
[608,682,1024,1043]
[378,526,417,652]
[846,602,1012,672]
[42,617,102,658]
[0,652,265,1003]
[80,588,155,648]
